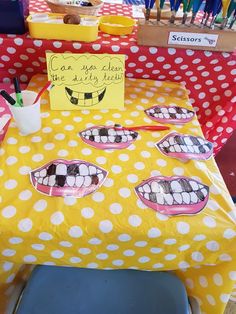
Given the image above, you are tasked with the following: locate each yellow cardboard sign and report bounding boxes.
[46,53,125,110]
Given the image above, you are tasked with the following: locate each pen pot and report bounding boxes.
[7,90,41,135]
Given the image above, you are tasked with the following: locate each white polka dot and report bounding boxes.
[156,212,169,221]
[69,226,83,238]
[220,294,230,303]
[118,154,129,161]
[109,203,123,214]
[89,238,102,245]
[203,217,216,228]
[213,274,223,286]
[2,262,14,271]
[2,249,16,257]
[177,222,190,234]
[199,276,208,287]
[219,254,232,261]
[32,154,44,162]
[64,196,77,206]
[2,206,16,218]
[96,253,108,260]
[19,146,30,153]
[128,215,142,227]
[193,234,206,241]
[148,227,161,238]
[138,256,150,263]
[87,262,98,268]
[165,254,176,261]
[31,244,45,251]
[112,259,124,266]
[6,156,18,165]
[58,150,68,157]
[178,261,190,269]
[9,237,23,244]
[156,159,167,167]
[81,148,92,156]
[173,167,184,175]
[19,190,32,201]
[134,162,145,170]
[59,241,72,247]
[81,207,94,219]
[191,251,204,262]
[79,248,91,255]
[7,137,17,144]
[4,180,17,190]
[119,188,131,198]
[123,250,135,256]
[206,241,219,251]
[152,263,164,269]
[99,220,113,233]
[135,241,147,247]
[18,218,33,232]
[68,140,78,147]
[39,232,53,241]
[118,234,131,242]
[185,278,194,289]
[127,174,138,183]
[229,271,236,280]
[206,295,216,305]
[92,192,105,202]
[107,244,119,251]
[51,250,64,259]
[96,156,107,165]
[50,211,64,225]
[111,165,122,173]
[23,255,37,263]
[70,257,81,263]
[164,239,176,245]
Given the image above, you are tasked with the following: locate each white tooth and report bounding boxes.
[43,177,48,185]
[138,186,144,193]
[189,181,199,191]
[169,146,175,152]
[124,130,130,135]
[186,113,192,118]
[39,169,47,177]
[151,181,160,193]
[143,184,151,193]
[198,138,205,145]
[116,130,124,135]
[169,108,176,113]
[164,194,174,205]
[194,146,200,153]
[144,193,150,200]
[162,108,168,113]
[92,129,99,135]
[182,108,187,113]
[174,145,181,152]
[89,166,97,175]
[184,137,193,146]
[101,136,108,143]
[169,137,175,145]
[149,109,155,113]
[201,188,208,197]
[181,145,188,152]
[173,193,182,204]
[48,175,56,186]
[156,193,164,205]
[81,132,85,136]
[86,130,91,135]
[158,113,164,118]
[127,135,133,141]
[108,136,115,142]
[67,176,75,187]
[98,173,104,181]
[38,177,43,184]
[84,176,92,187]
[190,192,198,203]
[182,192,190,204]
[56,164,67,175]
[203,145,210,152]
[76,176,84,187]
[154,113,159,117]
[122,136,127,142]
[34,171,40,177]
[85,136,90,140]
[79,164,89,176]
[188,146,194,153]
[108,129,116,136]
[97,169,102,174]
[94,136,100,142]
[164,113,170,119]
[170,181,182,192]
[176,114,182,119]
[182,114,186,119]
[162,141,169,147]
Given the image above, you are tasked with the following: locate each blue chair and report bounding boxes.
[15,266,191,314]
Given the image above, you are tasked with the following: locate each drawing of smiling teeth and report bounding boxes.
[156,132,213,160]
[135,176,209,215]
[79,126,138,150]
[65,87,106,107]
[145,105,195,124]
[30,159,108,197]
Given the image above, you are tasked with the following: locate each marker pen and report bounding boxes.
[13,77,23,107]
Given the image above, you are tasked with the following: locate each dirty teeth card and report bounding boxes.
[46,53,125,110]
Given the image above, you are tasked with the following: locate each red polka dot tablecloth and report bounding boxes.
[0,0,235,154]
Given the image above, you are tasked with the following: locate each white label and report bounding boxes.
[168,32,218,47]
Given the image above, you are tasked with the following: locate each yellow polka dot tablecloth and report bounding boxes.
[0,74,236,314]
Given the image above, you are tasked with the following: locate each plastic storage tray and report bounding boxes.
[27,14,99,42]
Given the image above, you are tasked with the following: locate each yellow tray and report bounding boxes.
[27,13,99,42]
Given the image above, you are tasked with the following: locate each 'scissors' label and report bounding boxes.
[168,32,218,47]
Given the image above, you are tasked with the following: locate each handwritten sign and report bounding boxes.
[46,53,125,110]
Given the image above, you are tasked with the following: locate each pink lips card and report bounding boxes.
[79,125,138,150]
[156,132,213,161]
[135,175,209,216]
[30,159,108,197]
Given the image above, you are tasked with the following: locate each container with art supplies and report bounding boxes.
[45,0,103,16]
[0,0,29,34]
[27,13,99,42]
[137,0,236,52]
